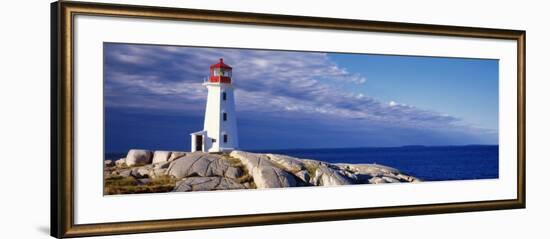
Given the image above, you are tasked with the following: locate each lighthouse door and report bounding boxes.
[195,135,203,152]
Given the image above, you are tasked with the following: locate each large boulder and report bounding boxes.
[153,160,172,170]
[340,163,400,176]
[395,173,421,182]
[168,151,187,161]
[167,152,243,179]
[338,163,420,183]
[130,165,153,179]
[115,158,126,167]
[104,160,115,167]
[265,154,306,173]
[125,149,153,166]
[112,168,131,177]
[230,151,298,188]
[382,176,401,183]
[312,165,355,186]
[294,170,311,184]
[172,177,246,192]
[369,177,390,184]
[224,166,243,179]
[152,151,172,164]
[150,168,168,179]
[137,178,152,185]
[104,149,423,195]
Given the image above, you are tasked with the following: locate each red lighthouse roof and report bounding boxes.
[210,58,232,69]
[209,58,232,84]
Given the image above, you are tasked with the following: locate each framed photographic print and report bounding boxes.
[51,1,526,238]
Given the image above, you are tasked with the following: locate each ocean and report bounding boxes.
[252,145,499,181]
[106,145,498,182]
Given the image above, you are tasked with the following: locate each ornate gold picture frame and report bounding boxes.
[51,1,525,238]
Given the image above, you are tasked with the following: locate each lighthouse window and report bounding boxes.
[223,112,227,121]
[213,68,232,77]
[223,134,228,143]
[222,92,227,101]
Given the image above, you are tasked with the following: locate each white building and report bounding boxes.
[190,58,239,153]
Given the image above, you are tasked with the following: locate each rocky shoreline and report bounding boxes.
[104,149,421,195]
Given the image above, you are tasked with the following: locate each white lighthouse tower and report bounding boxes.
[190,58,239,153]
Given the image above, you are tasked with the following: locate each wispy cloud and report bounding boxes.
[104,43,486,136]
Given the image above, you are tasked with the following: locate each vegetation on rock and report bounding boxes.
[104,175,176,195]
[104,149,421,195]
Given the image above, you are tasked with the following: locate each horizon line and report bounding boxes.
[105,144,499,154]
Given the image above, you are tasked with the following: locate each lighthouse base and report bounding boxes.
[190,131,206,153]
[190,131,237,153]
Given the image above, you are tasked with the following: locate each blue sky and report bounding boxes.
[104,43,498,153]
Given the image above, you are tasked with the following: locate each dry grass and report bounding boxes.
[222,155,256,188]
[221,155,243,167]
[115,164,130,170]
[105,153,259,194]
[104,163,146,177]
[303,162,319,177]
[104,175,177,195]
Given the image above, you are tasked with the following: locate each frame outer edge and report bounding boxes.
[60,1,75,238]
[518,31,526,208]
[55,1,527,237]
[50,1,61,238]
[62,1,523,39]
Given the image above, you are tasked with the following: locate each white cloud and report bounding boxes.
[104,43,468,131]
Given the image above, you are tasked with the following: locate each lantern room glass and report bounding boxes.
[212,68,232,77]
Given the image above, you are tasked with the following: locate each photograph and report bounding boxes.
[47,1,527,237]
[103,43,499,195]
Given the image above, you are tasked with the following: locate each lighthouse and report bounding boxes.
[190,58,239,153]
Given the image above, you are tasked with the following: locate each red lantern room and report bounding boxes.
[209,58,232,84]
